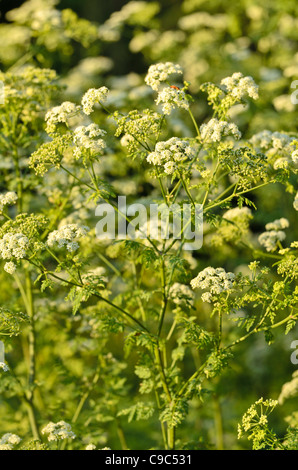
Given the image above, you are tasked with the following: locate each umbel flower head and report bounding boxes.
[249,130,296,157]
[81,87,109,115]
[47,224,90,252]
[0,231,30,275]
[3,262,17,275]
[0,433,21,450]
[41,421,76,442]
[191,267,235,303]
[278,371,298,405]
[0,233,30,260]
[169,283,195,307]
[200,118,241,142]
[211,207,253,246]
[237,398,278,449]
[0,192,18,212]
[146,137,195,174]
[85,444,97,450]
[221,72,259,101]
[265,218,289,231]
[156,86,190,115]
[145,62,183,91]
[291,150,298,164]
[45,101,79,135]
[73,123,107,159]
[258,218,289,252]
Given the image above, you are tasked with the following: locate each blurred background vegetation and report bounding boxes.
[1,0,298,133]
[0,0,297,450]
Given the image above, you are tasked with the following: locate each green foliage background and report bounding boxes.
[0,0,297,450]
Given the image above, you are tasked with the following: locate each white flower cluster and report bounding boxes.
[0,192,18,212]
[147,137,195,174]
[209,206,253,246]
[250,130,296,155]
[41,421,76,442]
[169,282,195,306]
[0,232,30,275]
[190,267,235,302]
[0,362,10,372]
[120,134,135,147]
[31,8,62,31]
[0,433,21,450]
[212,207,253,246]
[200,118,241,142]
[237,398,278,439]
[294,192,298,211]
[45,101,78,134]
[156,87,190,115]
[4,262,17,275]
[224,207,252,221]
[81,87,109,115]
[278,371,298,405]
[86,444,97,450]
[221,72,259,101]
[0,233,30,260]
[85,444,110,450]
[291,150,298,164]
[258,218,289,252]
[47,224,89,252]
[145,62,183,91]
[265,218,290,231]
[273,157,289,170]
[73,124,107,159]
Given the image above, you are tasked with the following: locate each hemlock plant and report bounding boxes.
[0,53,297,450]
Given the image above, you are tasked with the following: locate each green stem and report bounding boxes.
[116,417,129,450]
[154,343,176,449]
[157,258,168,337]
[204,181,274,213]
[24,400,40,441]
[213,395,224,450]
[73,372,100,424]
[154,389,168,450]
[97,252,122,277]
[60,370,100,450]
[168,426,176,450]
[154,345,172,404]
[36,248,150,334]
[188,109,201,139]
[13,146,23,213]
[25,272,40,440]
[166,319,177,342]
